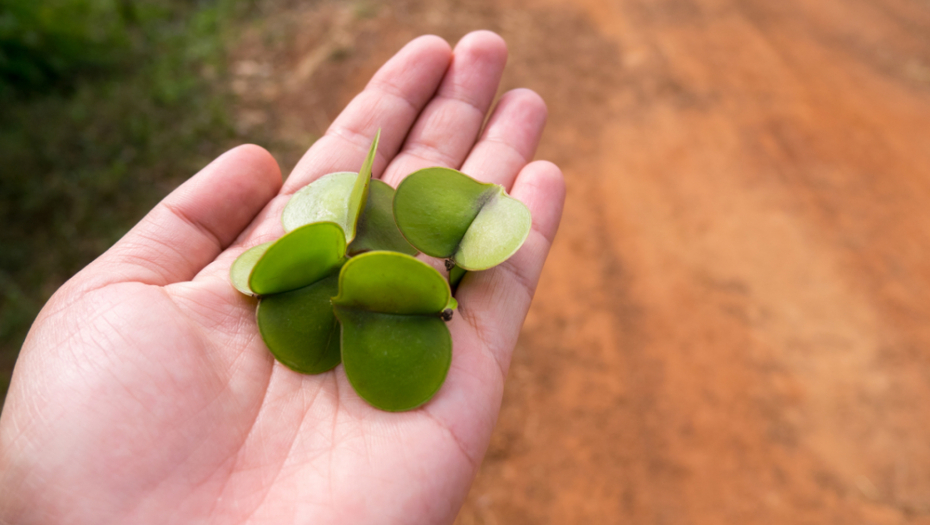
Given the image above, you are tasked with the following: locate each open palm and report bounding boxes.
[0,32,564,524]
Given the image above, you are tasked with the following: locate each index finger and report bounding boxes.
[282,35,453,195]
[191,35,454,286]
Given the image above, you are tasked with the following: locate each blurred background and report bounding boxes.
[3,0,930,522]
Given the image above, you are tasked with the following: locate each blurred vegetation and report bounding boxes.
[0,0,257,401]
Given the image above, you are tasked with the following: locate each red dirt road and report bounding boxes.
[233,0,930,522]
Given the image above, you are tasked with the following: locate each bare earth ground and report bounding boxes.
[231,0,930,522]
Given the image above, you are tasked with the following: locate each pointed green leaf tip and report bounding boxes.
[281,130,381,242]
[333,252,452,411]
[393,167,531,271]
[347,128,380,238]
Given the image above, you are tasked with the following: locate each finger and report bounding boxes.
[84,145,282,288]
[458,88,547,189]
[417,160,565,459]
[186,36,453,287]
[381,31,508,186]
[282,35,452,195]
[456,161,566,376]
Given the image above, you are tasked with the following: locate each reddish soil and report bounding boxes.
[232,0,930,522]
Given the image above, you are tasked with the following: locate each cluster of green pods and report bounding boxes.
[230,131,531,411]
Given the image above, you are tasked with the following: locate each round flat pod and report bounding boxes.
[332,252,454,411]
[257,274,341,374]
[281,171,358,238]
[336,308,451,411]
[393,167,492,258]
[393,167,531,271]
[452,186,531,271]
[333,251,451,315]
[249,222,346,296]
[281,130,380,242]
[229,241,273,295]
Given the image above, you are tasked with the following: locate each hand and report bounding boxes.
[0,31,564,524]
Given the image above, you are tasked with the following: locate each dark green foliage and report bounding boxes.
[0,0,256,402]
[0,0,129,94]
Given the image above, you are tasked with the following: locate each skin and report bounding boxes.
[0,31,565,524]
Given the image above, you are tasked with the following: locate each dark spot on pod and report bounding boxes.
[441,308,454,321]
[444,259,455,272]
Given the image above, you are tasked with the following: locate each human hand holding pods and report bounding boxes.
[229,131,531,410]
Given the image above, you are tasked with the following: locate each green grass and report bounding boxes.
[0,0,260,403]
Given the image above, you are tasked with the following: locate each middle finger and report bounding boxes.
[380,30,508,187]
